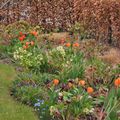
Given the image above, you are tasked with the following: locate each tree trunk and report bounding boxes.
[108,18,112,45]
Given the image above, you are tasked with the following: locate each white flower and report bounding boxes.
[56,46,63,51]
[27,53,32,56]
[79,95,83,100]
[89,108,94,113]
[88,95,92,99]
[13,54,17,60]
[58,92,63,97]
[19,55,23,59]
[83,108,90,114]
[70,59,73,62]
[56,46,65,56]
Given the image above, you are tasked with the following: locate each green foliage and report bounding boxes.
[12,85,44,105]
[59,52,85,82]
[1,28,119,120]
[85,57,119,87]
[68,22,89,40]
[11,73,46,105]
[104,88,120,120]
[39,85,94,120]
[5,20,43,35]
[69,22,85,34]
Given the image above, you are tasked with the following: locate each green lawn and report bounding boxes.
[0,64,38,120]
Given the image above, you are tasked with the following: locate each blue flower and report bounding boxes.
[34,99,44,107]
[34,102,40,107]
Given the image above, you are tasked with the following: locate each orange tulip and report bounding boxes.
[22,35,26,39]
[65,43,71,47]
[31,41,34,46]
[114,78,120,87]
[73,43,80,47]
[19,32,23,36]
[31,31,38,36]
[19,35,25,41]
[53,79,59,86]
[23,45,28,49]
[19,37,24,41]
[79,80,85,86]
[87,87,94,94]
[26,42,30,46]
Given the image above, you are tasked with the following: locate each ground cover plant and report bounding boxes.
[0,25,119,120]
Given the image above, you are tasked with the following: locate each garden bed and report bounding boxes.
[0,27,120,120]
[0,0,120,118]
